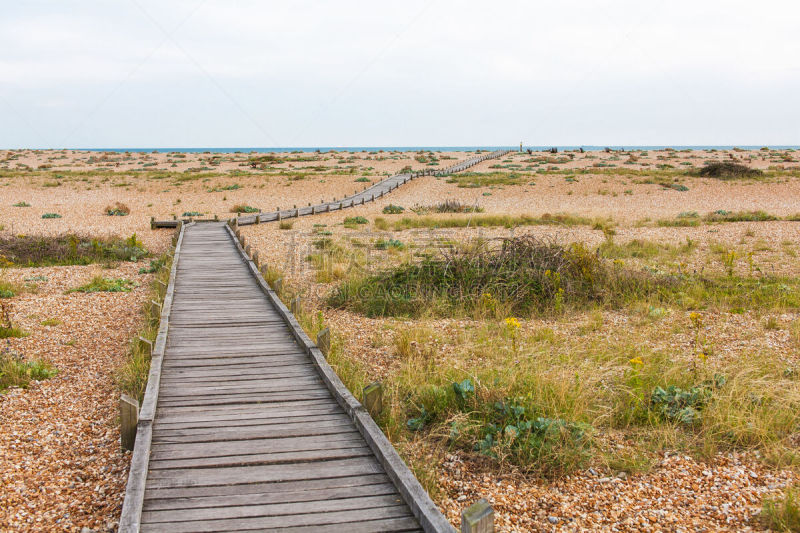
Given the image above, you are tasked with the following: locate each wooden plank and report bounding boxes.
[143,481,399,510]
[139,505,413,532]
[141,494,408,523]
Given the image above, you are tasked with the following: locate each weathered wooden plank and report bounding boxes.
[143,481,399,511]
[142,494,408,523]
[140,505,413,532]
[149,445,373,469]
[145,457,385,488]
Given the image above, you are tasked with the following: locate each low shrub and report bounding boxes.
[329,236,667,317]
[382,204,405,214]
[41,213,61,219]
[68,276,136,293]
[230,204,259,213]
[696,161,763,179]
[0,233,148,267]
[105,202,130,216]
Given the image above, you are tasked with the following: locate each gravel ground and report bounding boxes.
[1,148,798,531]
[0,260,163,531]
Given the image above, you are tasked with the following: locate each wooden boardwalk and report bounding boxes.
[153,149,512,228]
[120,223,453,532]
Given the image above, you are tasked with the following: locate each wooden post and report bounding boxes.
[157,279,167,294]
[461,499,494,533]
[241,235,246,248]
[138,336,152,356]
[120,394,139,451]
[260,264,269,278]
[150,216,155,230]
[362,382,383,418]
[235,229,242,241]
[151,300,161,320]
[277,211,282,222]
[214,214,219,221]
[245,244,251,257]
[252,250,260,267]
[317,328,330,356]
[290,296,301,315]
[254,213,260,224]
[274,278,283,294]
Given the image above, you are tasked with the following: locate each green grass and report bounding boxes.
[446,171,530,188]
[0,349,57,393]
[763,486,800,532]
[391,213,606,231]
[69,276,136,293]
[13,201,30,207]
[329,236,665,318]
[0,233,147,267]
[704,210,778,223]
[41,213,62,219]
[0,326,29,338]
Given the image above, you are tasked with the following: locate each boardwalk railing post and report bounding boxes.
[273,278,283,294]
[362,382,383,418]
[252,250,260,267]
[260,264,269,278]
[317,327,330,356]
[245,244,251,257]
[120,394,139,452]
[462,499,494,533]
[150,300,161,321]
[290,296,301,315]
[138,336,152,356]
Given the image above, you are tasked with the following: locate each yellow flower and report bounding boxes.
[698,351,707,362]
[629,357,644,366]
[689,312,702,328]
[504,317,521,330]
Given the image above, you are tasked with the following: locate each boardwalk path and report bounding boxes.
[120,223,453,532]
[153,149,512,228]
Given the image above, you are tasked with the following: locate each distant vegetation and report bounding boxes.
[0,233,147,267]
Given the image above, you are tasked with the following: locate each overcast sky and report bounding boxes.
[2,0,799,148]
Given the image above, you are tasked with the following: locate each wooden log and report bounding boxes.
[462,499,494,533]
[317,327,330,357]
[120,394,139,451]
[362,382,383,419]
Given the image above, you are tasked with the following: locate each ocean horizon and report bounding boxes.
[70,145,800,154]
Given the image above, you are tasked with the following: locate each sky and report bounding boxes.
[1,0,799,149]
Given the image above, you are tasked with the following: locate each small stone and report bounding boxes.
[548,516,559,524]
[588,468,599,476]
[616,471,628,480]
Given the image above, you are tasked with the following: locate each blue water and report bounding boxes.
[80,145,799,153]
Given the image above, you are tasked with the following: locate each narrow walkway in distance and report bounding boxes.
[122,223,449,532]
[152,149,511,228]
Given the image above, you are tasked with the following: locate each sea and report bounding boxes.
[80,145,799,153]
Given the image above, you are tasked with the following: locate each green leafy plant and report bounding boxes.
[69,276,136,293]
[41,213,61,219]
[382,204,405,214]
